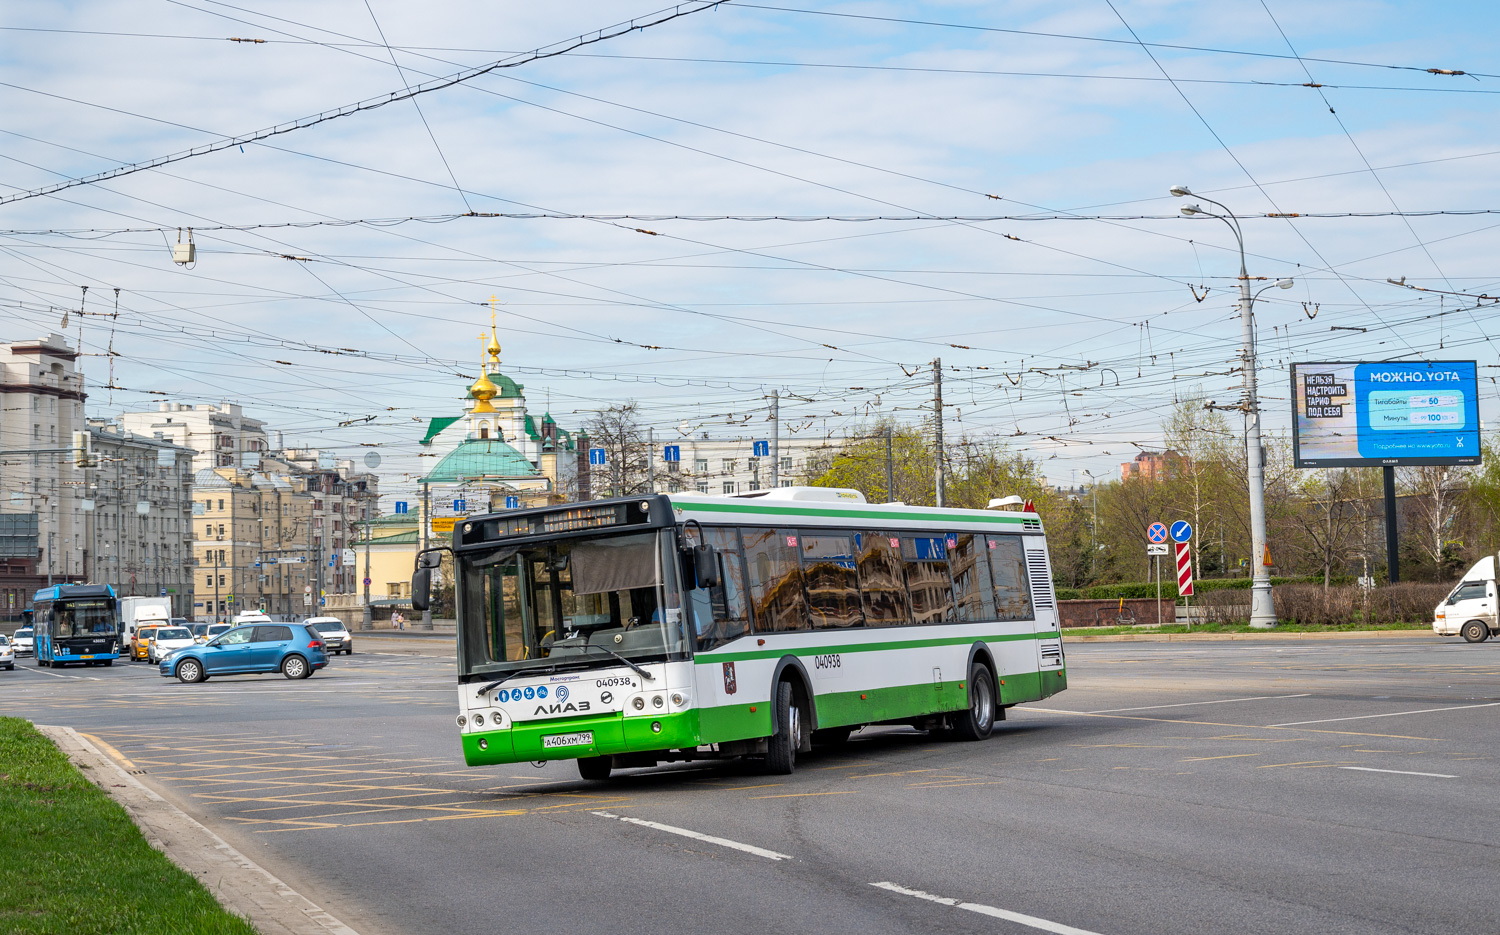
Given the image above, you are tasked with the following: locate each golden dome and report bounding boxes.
[468,372,499,414]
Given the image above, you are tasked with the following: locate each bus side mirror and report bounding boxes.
[693,544,722,589]
[411,567,431,612]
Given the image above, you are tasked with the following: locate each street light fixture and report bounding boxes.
[1171,183,1292,629]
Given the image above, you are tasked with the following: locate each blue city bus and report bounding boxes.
[33,584,120,667]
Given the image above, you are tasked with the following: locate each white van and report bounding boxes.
[1434,556,1500,643]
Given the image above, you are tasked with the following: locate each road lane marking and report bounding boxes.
[78,732,136,770]
[1179,754,1260,761]
[13,665,101,681]
[591,810,792,860]
[1339,766,1456,779]
[1086,693,1311,714]
[871,882,1104,935]
[1269,702,1500,727]
[748,791,858,799]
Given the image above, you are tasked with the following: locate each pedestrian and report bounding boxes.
[390,608,400,631]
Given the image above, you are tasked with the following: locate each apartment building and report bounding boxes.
[120,401,270,472]
[191,467,314,619]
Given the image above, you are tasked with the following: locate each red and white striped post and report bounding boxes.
[1175,541,1194,628]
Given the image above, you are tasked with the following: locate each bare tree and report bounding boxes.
[1291,469,1359,587]
[1402,464,1466,577]
[582,402,650,498]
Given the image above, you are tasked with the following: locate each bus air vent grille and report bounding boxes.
[1023,548,1056,609]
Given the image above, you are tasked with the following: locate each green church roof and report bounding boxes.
[420,416,462,446]
[466,372,524,400]
[419,438,541,484]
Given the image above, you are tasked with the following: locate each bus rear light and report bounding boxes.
[671,693,684,706]
[456,715,467,727]
[652,695,664,708]
[472,713,485,727]
[491,711,504,725]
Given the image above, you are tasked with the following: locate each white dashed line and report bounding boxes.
[591,811,792,861]
[1339,767,1457,779]
[872,882,1105,935]
[1086,693,1311,714]
[1269,702,1500,727]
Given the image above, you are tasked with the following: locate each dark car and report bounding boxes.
[159,623,328,683]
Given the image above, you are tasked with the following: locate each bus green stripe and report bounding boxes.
[674,499,1033,526]
[695,630,1062,664]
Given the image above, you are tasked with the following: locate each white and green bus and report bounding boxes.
[413,487,1066,779]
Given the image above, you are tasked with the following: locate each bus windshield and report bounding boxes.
[51,600,117,639]
[457,529,687,678]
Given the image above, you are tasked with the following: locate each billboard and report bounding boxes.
[1290,361,1480,468]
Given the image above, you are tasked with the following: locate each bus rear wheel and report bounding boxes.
[950,662,996,741]
[577,756,613,781]
[766,680,804,775]
[1461,620,1489,643]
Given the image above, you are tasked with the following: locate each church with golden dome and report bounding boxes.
[417,310,584,507]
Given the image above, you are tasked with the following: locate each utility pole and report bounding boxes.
[933,358,945,507]
[362,515,373,630]
[420,483,432,631]
[1172,185,1293,629]
[885,425,894,503]
[770,390,780,489]
[647,426,655,494]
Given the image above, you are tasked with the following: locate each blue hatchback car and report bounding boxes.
[159,623,328,683]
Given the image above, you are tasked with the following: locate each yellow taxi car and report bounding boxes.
[131,626,160,661]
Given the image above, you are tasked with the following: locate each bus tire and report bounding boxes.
[1461,620,1489,643]
[282,655,311,679]
[766,680,803,774]
[577,756,613,781]
[950,662,996,741]
[103,660,112,667]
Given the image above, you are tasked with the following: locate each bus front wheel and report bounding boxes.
[577,756,612,781]
[949,662,996,741]
[766,680,804,774]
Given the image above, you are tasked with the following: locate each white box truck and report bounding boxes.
[119,596,173,646]
[1433,555,1500,643]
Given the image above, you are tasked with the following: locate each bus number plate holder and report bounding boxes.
[541,731,593,749]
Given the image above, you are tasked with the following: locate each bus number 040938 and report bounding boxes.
[813,653,842,670]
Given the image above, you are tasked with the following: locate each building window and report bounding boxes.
[696,481,709,494]
[722,459,736,473]
[749,480,761,491]
[722,482,736,494]
[218,499,224,510]
[694,458,708,473]
[667,480,682,493]
[218,575,226,586]
[780,479,794,488]
[780,457,793,472]
[205,575,212,586]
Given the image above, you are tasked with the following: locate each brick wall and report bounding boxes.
[1058,598,1172,628]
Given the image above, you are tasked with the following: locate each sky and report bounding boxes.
[3,0,1499,505]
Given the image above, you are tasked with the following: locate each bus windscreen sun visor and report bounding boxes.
[569,536,658,595]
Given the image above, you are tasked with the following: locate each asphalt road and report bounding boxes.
[3,633,1497,935]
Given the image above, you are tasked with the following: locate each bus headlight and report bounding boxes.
[490,711,504,725]
[652,695,664,708]
[456,714,467,728]
[632,697,645,710]
[471,713,486,727]
[671,693,684,707]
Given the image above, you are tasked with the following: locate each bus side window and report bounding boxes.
[800,532,863,629]
[986,535,1034,620]
[689,528,752,650]
[901,535,955,624]
[950,533,994,622]
[742,527,809,632]
[856,532,911,627]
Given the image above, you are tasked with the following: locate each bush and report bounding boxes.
[1274,582,1450,626]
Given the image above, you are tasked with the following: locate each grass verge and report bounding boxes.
[1063,621,1433,637]
[0,717,257,935]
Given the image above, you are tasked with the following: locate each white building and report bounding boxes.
[119,401,270,472]
[655,435,827,495]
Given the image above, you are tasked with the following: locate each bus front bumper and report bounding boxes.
[461,710,699,766]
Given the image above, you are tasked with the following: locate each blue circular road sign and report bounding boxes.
[1147,522,1169,543]
[1170,520,1193,543]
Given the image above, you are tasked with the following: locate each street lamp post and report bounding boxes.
[1171,185,1294,629]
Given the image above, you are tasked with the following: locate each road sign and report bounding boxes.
[341,548,356,566]
[752,440,770,457]
[504,495,520,509]
[363,577,372,586]
[159,587,167,596]
[431,517,456,534]
[663,445,680,463]
[1146,543,1169,556]
[304,585,312,594]
[1170,520,1193,543]
[394,501,408,514]
[1175,542,1194,596]
[1147,522,1169,543]
[589,448,607,465]
[453,498,466,512]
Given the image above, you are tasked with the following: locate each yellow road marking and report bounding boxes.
[1256,761,1330,769]
[749,791,859,799]
[849,769,936,779]
[79,733,136,770]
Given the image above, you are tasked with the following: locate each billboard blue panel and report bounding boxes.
[1291,360,1480,467]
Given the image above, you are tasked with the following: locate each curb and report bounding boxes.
[1063,629,1438,643]
[37,725,361,935]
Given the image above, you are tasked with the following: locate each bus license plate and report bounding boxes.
[80,655,94,659]
[541,731,593,749]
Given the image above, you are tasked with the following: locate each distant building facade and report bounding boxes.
[120,401,270,471]
[1120,450,1183,483]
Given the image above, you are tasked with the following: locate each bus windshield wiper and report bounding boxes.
[583,645,655,681]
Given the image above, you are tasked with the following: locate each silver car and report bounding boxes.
[11,627,33,657]
[304,617,353,656]
[0,634,13,670]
